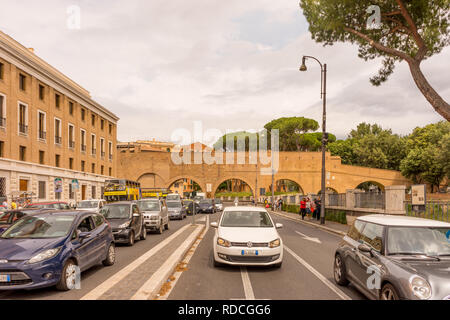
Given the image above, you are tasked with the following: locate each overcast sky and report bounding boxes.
[0,0,447,144]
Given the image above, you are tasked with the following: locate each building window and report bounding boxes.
[38,111,46,140]
[19,74,26,91]
[55,93,60,109]
[101,165,104,175]
[18,103,28,135]
[69,158,74,170]
[81,108,86,121]
[81,129,86,152]
[81,160,85,172]
[0,141,4,157]
[69,183,74,199]
[55,154,60,167]
[101,119,104,130]
[19,146,26,161]
[68,124,75,149]
[54,118,62,144]
[39,84,45,100]
[109,167,112,176]
[109,123,112,135]
[39,150,45,164]
[92,186,96,199]
[0,62,4,80]
[100,138,105,158]
[108,141,113,161]
[91,114,96,126]
[91,134,96,155]
[0,93,5,127]
[91,163,95,174]
[69,101,74,115]
[38,181,46,199]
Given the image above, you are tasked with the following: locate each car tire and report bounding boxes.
[380,283,400,300]
[213,259,223,268]
[157,223,163,234]
[102,243,116,266]
[140,226,147,240]
[128,231,135,246]
[56,259,78,291]
[334,254,349,286]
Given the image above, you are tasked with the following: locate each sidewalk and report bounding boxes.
[269,209,349,236]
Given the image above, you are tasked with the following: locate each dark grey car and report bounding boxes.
[334,214,450,300]
[167,200,186,220]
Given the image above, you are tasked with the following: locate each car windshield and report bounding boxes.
[0,211,13,224]
[1,215,75,239]
[215,199,222,204]
[101,205,130,219]
[167,202,181,208]
[200,200,212,205]
[166,195,180,201]
[77,201,98,209]
[221,211,273,228]
[28,203,59,209]
[138,201,160,211]
[387,227,450,256]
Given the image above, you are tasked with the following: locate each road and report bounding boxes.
[0,205,366,300]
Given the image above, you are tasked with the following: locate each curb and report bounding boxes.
[270,210,347,237]
[133,223,206,300]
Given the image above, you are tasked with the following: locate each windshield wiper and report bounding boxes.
[389,252,441,261]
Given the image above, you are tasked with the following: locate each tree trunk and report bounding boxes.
[408,60,450,120]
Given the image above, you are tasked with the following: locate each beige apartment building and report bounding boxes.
[0,31,119,204]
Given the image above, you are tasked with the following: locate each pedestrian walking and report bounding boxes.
[314,198,321,221]
[311,199,316,219]
[299,198,307,220]
[2,198,7,209]
[306,197,311,219]
[11,199,17,210]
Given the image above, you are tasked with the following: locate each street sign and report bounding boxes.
[54,178,63,193]
[71,179,79,190]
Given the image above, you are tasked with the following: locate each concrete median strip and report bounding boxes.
[81,224,192,300]
[131,223,205,300]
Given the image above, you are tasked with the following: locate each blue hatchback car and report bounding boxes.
[0,210,115,291]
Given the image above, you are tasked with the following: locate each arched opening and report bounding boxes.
[316,187,338,195]
[137,173,165,189]
[215,178,253,198]
[168,178,203,199]
[355,181,385,193]
[274,179,304,195]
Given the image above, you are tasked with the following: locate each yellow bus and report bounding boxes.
[141,188,169,199]
[104,179,141,202]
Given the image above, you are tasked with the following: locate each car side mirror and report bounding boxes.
[276,223,283,229]
[210,222,218,228]
[78,231,91,241]
[358,243,372,254]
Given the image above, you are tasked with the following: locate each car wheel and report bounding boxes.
[380,283,399,300]
[334,254,349,286]
[102,243,116,266]
[140,226,147,240]
[56,259,78,291]
[158,223,163,234]
[213,259,223,268]
[128,231,135,246]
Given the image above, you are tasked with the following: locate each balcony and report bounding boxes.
[81,144,87,152]
[55,136,62,145]
[19,123,28,135]
[92,148,97,156]
[39,131,46,140]
[69,141,75,149]
[0,118,5,128]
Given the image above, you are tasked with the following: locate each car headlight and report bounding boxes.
[409,276,432,300]
[269,238,281,248]
[27,247,61,264]
[217,237,231,247]
[119,221,130,228]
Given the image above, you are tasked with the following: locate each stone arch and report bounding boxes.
[137,172,166,189]
[166,176,206,193]
[316,187,339,194]
[213,176,255,197]
[274,179,305,195]
[355,180,385,192]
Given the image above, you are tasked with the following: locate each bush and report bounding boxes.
[325,210,347,225]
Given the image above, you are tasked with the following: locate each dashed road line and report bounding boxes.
[240,267,255,300]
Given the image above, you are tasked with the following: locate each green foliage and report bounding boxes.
[282,203,300,213]
[215,192,253,198]
[213,131,259,151]
[400,121,450,191]
[325,210,348,225]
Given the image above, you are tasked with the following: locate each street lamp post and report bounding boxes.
[300,56,327,225]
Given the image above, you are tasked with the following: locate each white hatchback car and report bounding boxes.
[211,206,283,268]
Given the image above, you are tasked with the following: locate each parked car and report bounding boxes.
[0,208,44,234]
[166,193,181,202]
[194,194,205,204]
[138,199,169,234]
[26,202,71,210]
[0,210,115,291]
[167,200,187,220]
[183,199,200,215]
[76,199,106,213]
[198,199,216,214]
[333,215,450,300]
[214,199,223,212]
[100,202,146,246]
[211,206,283,268]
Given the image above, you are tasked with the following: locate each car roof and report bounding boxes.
[105,201,133,205]
[223,206,266,212]
[78,199,103,202]
[138,198,159,202]
[29,201,67,205]
[357,214,450,227]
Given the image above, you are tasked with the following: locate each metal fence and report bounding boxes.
[328,193,346,207]
[405,201,450,222]
[355,192,385,210]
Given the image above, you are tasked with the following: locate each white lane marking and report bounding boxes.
[158,215,210,300]
[295,231,322,244]
[131,224,204,300]
[240,267,255,300]
[284,245,351,300]
[81,223,192,300]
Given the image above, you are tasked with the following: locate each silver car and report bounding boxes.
[334,215,450,300]
[167,200,187,220]
[137,199,169,234]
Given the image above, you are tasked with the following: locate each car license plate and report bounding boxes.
[0,275,11,282]
[242,250,258,256]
